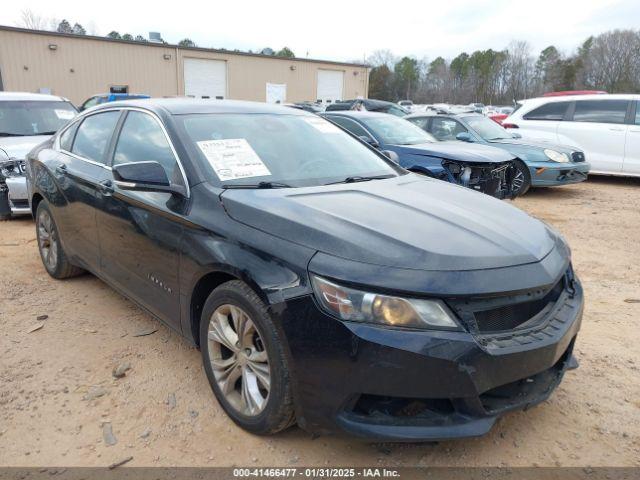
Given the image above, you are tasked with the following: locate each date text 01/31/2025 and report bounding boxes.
[232,468,400,478]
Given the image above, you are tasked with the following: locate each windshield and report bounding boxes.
[180,113,401,187]
[0,101,77,136]
[466,116,512,140]
[360,115,437,145]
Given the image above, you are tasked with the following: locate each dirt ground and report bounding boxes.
[1,176,639,468]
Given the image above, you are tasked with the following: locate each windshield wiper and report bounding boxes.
[325,174,395,185]
[0,132,27,137]
[36,131,58,136]
[222,181,292,189]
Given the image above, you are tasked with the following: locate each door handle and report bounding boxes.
[55,164,67,175]
[609,127,625,131]
[98,179,114,195]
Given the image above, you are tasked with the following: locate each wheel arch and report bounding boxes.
[31,192,44,217]
[188,267,268,347]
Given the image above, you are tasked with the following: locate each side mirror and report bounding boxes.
[359,135,379,148]
[511,132,522,139]
[456,132,473,142]
[113,161,186,196]
[381,150,400,163]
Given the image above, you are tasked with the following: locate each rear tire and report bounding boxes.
[200,280,295,435]
[511,160,531,197]
[35,201,84,279]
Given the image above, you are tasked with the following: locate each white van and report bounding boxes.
[504,94,640,176]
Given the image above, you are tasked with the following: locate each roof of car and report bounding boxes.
[405,112,482,120]
[321,110,390,119]
[93,98,312,116]
[91,93,150,98]
[519,93,640,104]
[0,91,69,102]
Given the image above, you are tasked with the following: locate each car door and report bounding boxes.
[96,109,187,329]
[623,101,640,175]
[53,110,121,272]
[557,99,630,174]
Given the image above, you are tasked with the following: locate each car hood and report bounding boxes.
[0,135,51,160]
[391,141,515,163]
[221,175,555,272]
[488,137,577,153]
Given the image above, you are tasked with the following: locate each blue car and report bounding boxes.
[78,93,151,111]
[321,111,523,199]
[406,112,590,194]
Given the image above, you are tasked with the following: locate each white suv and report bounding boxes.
[504,94,640,176]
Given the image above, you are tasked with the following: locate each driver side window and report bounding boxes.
[327,116,372,140]
[430,118,467,141]
[113,111,182,185]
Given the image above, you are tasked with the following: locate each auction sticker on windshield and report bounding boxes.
[55,109,75,120]
[304,117,342,134]
[197,139,271,181]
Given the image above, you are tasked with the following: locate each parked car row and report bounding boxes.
[24,98,584,441]
[321,111,523,198]
[504,94,640,176]
[405,111,589,193]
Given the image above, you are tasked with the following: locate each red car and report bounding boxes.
[542,90,607,97]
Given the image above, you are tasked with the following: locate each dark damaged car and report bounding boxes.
[26,99,583,441]
[321,111,526,199]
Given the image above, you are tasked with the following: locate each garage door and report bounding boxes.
[184,58,227,99]
[317,70,344,105]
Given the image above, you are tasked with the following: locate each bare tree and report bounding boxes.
[581,29,640,92]
[18,9,48,30]
[367,50,398,69]
[504,41,535,102]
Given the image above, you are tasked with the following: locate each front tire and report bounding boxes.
[200,280,295,435]
[0,185,12,220]
[35,201,84,279]
[511,160,531,197]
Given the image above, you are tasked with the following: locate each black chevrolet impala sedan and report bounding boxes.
[25,99,583,441]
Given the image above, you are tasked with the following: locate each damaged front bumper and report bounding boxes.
[441,160,516,199]
[278,269,583,441]
[529,162,590,187]
[0,159,30,216]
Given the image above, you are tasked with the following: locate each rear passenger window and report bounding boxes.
[113,111,181,183]
[59,122,79,151]
[573,100,629,124]
[523,102,570,121]
[72,111,120,164]
[636,104,640,125]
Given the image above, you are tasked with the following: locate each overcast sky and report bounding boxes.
[4,0,640,63]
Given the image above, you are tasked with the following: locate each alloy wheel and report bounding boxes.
[512,169,525,193]
[207,304,270,416]
[37,209,58,271]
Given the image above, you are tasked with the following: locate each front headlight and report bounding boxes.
[311,275,460,330]
[544,149,570,163]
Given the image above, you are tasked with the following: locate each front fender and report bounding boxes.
[399,153,447,179]
[28,144,69,212]
[177,208,316,343]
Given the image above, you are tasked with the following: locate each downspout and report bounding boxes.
[175,46,180,96]
[364,66,370,99]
